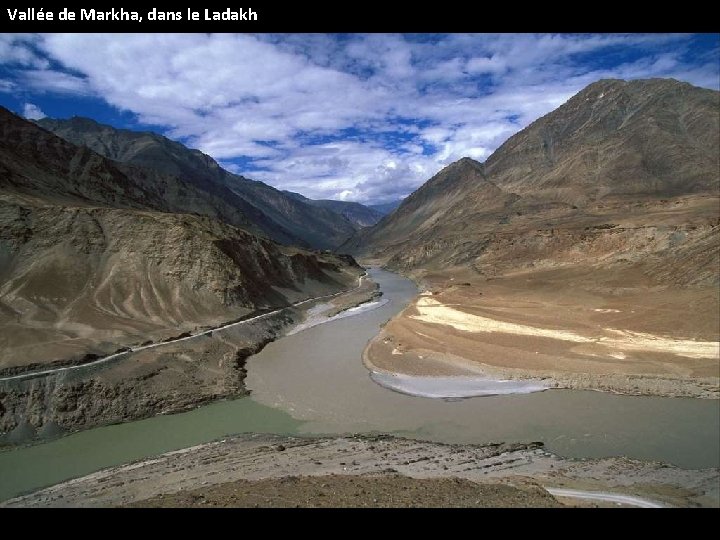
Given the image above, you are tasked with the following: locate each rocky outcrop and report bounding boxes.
[0,308,293,441]
[5,434,718,508]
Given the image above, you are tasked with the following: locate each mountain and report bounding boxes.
[368,201,403,215]
[3,110,272,237]
[283,191,384,228]
[0,107,362,371]
[37,117,357,250]
[350,78,719,400]
[312,200,384,227]
[347,79,719,285]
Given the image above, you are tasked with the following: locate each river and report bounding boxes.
[0,268,717,502]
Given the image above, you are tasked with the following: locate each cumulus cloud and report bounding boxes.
[22,102,45,120]
[1,33,718,203]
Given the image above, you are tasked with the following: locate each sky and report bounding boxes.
[1,33,718,204]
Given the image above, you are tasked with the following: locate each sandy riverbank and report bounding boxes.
[363,266,719,399]
[3,433,716,508]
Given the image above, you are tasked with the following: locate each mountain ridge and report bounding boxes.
[346,78,719,284]
[283,191,384,228]
[37,116,357,249]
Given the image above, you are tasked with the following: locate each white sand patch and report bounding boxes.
[411,297,593,343]
[599,329,719,360]
[594,309,621,313]
[411,298,719,360]
[370,371,549,399]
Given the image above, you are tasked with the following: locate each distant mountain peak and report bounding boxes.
[454,156,483,167]
[582,77,690,91]
[448,156,484,172]
[571,77,701,105]
[281,192,384,229]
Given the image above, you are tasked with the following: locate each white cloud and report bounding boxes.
[0,34,49,68]
[22,102,45,120]
[1,33,717,203]
[466,56,507,75]
[22,69,90,94]
[0,79,17,93]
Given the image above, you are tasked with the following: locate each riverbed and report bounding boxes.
[246,268,719,468]
[0,268,717,502]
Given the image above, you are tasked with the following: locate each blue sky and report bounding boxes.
[1,33,718,204]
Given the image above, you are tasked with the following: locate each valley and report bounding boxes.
[0,69,717,509]
[1,268,717,507]
[351,79,719,400]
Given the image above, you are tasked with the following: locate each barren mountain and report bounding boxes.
[0,107,369,441]
[349,79,719,397]
[0,108,362,371]
[38,117,357,249]
[349,79,719,284]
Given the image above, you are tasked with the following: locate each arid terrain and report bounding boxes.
[0,106,375,443]
[0,271,378,445]
[37,116,363,249]
[3,434,716,508]
[352,79,720,397]
[364,260,719,398]
[130,476,562,508]
[1,75,717,509]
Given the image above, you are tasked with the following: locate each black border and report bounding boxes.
[0,506,712,531]
[1,7,718,32]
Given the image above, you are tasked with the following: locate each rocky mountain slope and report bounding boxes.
[348,78,718,399]
[0,108,363,371]
[347,79,719,286]
[284,191,384,228]
[0,106,369,442]
[38,117,357,249]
